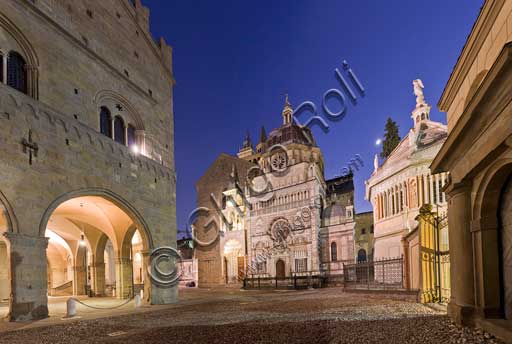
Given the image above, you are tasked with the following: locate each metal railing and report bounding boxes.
[243,271,323,289]
[343,257,404,290]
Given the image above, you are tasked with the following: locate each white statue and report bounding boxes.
[374,154,379,171]
[413,79,425,106]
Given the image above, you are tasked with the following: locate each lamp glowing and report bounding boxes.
[131,145,139,154]
[79,234,86,247]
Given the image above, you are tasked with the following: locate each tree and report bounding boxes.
[380,117,401,159]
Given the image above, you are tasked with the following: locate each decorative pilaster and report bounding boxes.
[445,181,475,325]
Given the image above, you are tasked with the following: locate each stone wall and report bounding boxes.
[0,0,177,320]
[0,0,175,167]
[195,154,253,287]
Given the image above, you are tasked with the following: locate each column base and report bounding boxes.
[448,301,475,326]
[8,302,48,322]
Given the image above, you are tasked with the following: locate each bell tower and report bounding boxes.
[411,79,431,129]
[282,95,293,125]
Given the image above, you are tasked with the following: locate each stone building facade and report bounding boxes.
[194,99,356,286]
[354,211,374,263]
[0,0,177,321]
[431,0,512,338]
[365,82,448,262]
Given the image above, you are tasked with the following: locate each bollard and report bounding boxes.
[135,294,141,308]
[66,298,77,318]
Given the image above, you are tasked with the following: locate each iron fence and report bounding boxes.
[343,257,404,290]
[243,271,323,289]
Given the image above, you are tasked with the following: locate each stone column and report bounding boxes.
[429,175,435,205]
[401,237,410,290]
[115,257,133,299]
[445,182,475,325]
[73,265,87,296]
[3,232,49,321]
[90,257,105,297]
[434,174,439,204]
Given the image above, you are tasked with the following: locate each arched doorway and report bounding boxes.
[500,175,512,319]
[223,239,242,284]
[475,161,512,319]
[0,192,14,319]
[357,249,367,263]
[40,191,152,315]
[276,259,285,279]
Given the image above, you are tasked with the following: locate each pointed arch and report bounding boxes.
[94,90,145,131]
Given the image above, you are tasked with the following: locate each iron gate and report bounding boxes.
[343,257,404,290]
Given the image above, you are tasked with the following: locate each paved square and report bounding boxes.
[0,289,503,343]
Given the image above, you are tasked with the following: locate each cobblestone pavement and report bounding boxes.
[0,288,503,343]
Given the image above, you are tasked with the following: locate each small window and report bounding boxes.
[331,242,337,262]
[100,107,112,137]
[114,116,125,144]
[7,51,27,94]
[370,225,374,234]
[294,258,307,272]
[361,228,366,235]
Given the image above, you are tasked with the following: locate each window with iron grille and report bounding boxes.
[331,242,337,262]
[256,261,266,274]
[295,258,307,272]
[7,51,27,94]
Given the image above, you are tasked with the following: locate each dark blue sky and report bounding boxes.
[144,0,483,233]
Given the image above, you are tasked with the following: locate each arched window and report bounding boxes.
[357,249,367,263]
[127,124,136,148]
[7,51,27,94]
[331,242,337,262]
[114,116,125,144]
[100,107,112,138]
[0,53,4,83]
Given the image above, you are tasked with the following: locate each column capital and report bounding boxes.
[2,232,48,249]
[444,179,471,197]
[115,257,132,265]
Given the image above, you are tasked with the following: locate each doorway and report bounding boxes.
[276,259,285,279]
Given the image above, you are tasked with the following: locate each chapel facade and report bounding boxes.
[0,0,177,321]
[365,81,449,264]
[194,98,359,286]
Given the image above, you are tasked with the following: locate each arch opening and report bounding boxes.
[41,193,152,315]
[0,194,12,318]
[476,161,512,319]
